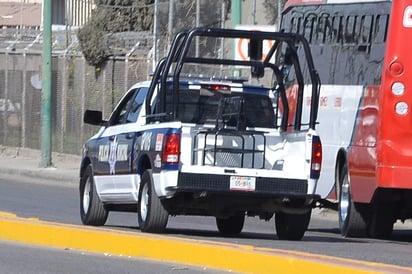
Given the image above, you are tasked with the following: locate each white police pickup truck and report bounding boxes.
[80,28,321,240]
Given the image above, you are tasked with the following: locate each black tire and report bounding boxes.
[368,203,394,239]
[79,165,108,226]
[137,170,169,233]
[275,210,311,241]
[216,214,245,235]
[338,164,367,237]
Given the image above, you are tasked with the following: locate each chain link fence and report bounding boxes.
[0,29,152,155]
[0,0,239,156]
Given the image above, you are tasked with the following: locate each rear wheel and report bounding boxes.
[275,210,311,241]
[137,170,169,233]
[338,164,367,237]
[368,203,394,239]
[79,165,108,226]
[216,214,245,235]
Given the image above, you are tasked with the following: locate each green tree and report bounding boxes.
[156,0,231,57]
[263,0,287,25]
[78,0,154,68]
[78,0,232,68]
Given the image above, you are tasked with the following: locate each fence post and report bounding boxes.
[60,55,68,153]
[22,51,27,147]
[3,52,9,144]
[80,57,86,146]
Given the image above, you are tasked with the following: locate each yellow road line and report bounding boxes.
[0,212,410,274]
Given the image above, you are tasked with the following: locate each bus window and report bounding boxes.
[303,15,316,43]
[291,16,302,34]
[344,16,358,43]
[329,16,340,44]
[317,14,331,44]
[359,15,373,45]
[373,14,389,43]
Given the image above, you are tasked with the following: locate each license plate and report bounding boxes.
[230,176,256,191]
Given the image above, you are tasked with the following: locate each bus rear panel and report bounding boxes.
[281,0,412,238]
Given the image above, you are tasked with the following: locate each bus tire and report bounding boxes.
[216,213,245,235]
[79,165,108,226]
[275,210,311,241]
[338,164,367,237]
[368,203,394,239]
[137,170,169,233]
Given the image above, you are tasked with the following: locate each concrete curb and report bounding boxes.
[1,212,411,274]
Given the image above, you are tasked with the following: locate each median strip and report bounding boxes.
[0,212,410,274]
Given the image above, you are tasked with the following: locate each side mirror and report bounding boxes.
[249,38,264,78]
[83,110,103,126]
[284,47,294,66]
[248,38,263,60]
[251,64,264,78]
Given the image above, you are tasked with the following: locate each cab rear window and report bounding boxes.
[166,89,276,128]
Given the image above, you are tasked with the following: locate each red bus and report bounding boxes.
[281,0,412,238]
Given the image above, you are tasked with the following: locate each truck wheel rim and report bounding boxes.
[83,178,91,214]
[140,184,149,221]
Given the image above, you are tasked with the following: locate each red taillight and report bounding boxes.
[201,84,231,92]
[311,135,322,179]
[162,133,180,164]
[389,60,404,77]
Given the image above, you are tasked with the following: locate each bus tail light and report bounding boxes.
[162,133,180,164]
[310,135,322,179]
[395,102,409,116]
[389,61,404,77]
[391,82,405,96]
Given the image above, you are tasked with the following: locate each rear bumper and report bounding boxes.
[351,164,412,203]
[174,172,309,195]
[160,171,320,214]
[165,173,319,214]
[378,165,412,189]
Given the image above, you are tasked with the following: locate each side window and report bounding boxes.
[126,87,149,123]
[109,89,138,126]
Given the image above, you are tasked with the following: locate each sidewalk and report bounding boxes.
[0,145,80,185]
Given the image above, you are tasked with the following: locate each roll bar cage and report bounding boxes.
[145,27,320,131]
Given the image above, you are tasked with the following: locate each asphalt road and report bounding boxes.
[0,174,411,269]
[0,239,222,274]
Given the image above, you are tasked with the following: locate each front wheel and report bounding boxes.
[275,210,311,241]
[79,165,108,226]
[216,214,245,235]
[338,164,367,237]
[137,170,169,233]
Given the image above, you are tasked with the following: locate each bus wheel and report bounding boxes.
[275,210,311,241]
[137,169,169,233]
[368,203,394,239]
[338,164,367,237]
[216,213,245,235]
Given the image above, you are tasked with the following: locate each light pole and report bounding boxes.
[40,0,52,167]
